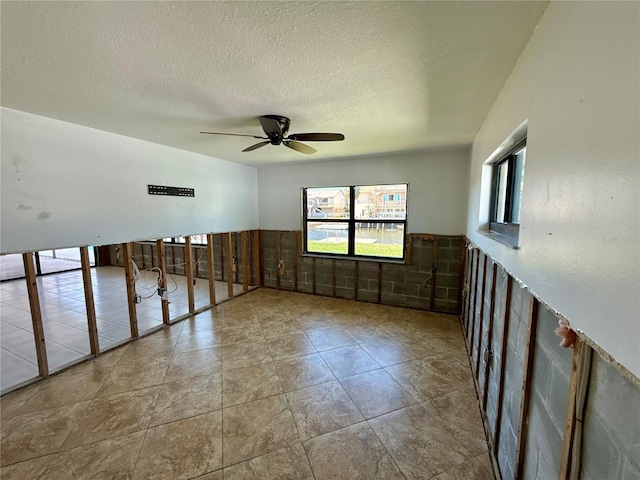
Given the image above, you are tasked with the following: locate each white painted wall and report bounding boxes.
[466,3,640,376]
[258,148,469,234]
[1,108,259,253]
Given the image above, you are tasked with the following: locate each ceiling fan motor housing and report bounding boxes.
[262,115,290,144]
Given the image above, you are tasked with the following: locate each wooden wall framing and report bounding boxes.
[80,246,99,355]
[459,240,615,480]
[5,230,262,395]
[122,242,139,339]
[22,252,48,377]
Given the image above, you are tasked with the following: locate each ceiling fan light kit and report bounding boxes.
[200,115,345,155]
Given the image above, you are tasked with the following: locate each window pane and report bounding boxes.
[355,184,407,220]
[512,147,526,224]
[495,162,509,223]
[354,223,404,258]
[307,187,349,219]
[306,222,349,255]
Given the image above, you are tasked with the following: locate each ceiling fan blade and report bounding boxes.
[284,140,316,155]
[287,133,345,142]
[200,131,266,139]
[259,116,283,137]
[242,141,271,152]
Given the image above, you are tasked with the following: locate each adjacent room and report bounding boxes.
[1,2,638,479]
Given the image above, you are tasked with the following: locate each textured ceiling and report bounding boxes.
[1,1,547,167]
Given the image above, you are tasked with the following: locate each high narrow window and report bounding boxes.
[490,139,526,243]
[303,184,408,260]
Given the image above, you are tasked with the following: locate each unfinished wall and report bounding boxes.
[465,1,640,377]
[581,355,640,480]
[261,231,463,314]
[1,108,259,254]
[107,233,257,286]
[462,244,640,480]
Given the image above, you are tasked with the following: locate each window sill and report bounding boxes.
[301,253,406,264]
[478,230,520,249]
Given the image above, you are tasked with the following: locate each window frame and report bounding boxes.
[302,184,408,262]
[489,138,526,243]
[163,235,208,246]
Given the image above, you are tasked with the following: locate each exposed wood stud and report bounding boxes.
[293,231,299,291]
[242,231,249,292]
[354,261,359,300]
[226,233,234,298]
[258,230,264,286]
[122,243,139,339]
[515,295,539,480]
[430,237,438,310]
[80,246,99,355]
[332,260,337,297]
[156,239,171,325]
[475,254,489,378]
[469,250,480,346]
[377,263,383,303]
[312,257,317,294]
[206,234,216,305]
[22,252,48,377]
[234,232,239,284]
[493,274,513,455]
[219,234,224,281]
[482,262,498,411]
[559,337,590,480]
[276,230,281,290]
[457,236,467,316]
[462,246,474,333]
[184,236,195,313]
[405,234,413,265]
[570,345,593,480]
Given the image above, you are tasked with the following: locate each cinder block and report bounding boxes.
[336,286,354,299]
[391,282,404,295]
[404,296,428,310]
[436,238,451,248]
[358,290,378,303]
[446,288,459,301]
[435,287,448,300]
[437,273,460,288]
[434,299,456,312]
[316,284,332,296]
[381,292,405,306]
[523,396,564,479]
[382,268,405,283]
[404,284,420,297]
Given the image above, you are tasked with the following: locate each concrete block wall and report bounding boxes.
[522,307,572,479]
[462,244,640,480]
[495,279,530,480]
[581,354,640,480]
[484,265,508,449]
[260,231,463,313]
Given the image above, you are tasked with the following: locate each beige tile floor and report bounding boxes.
[0,266,247,393]
[0,289,494,480]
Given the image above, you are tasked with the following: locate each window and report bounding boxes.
[163,235,207,245]
[303,184,408,260]
[489,139,526,245]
